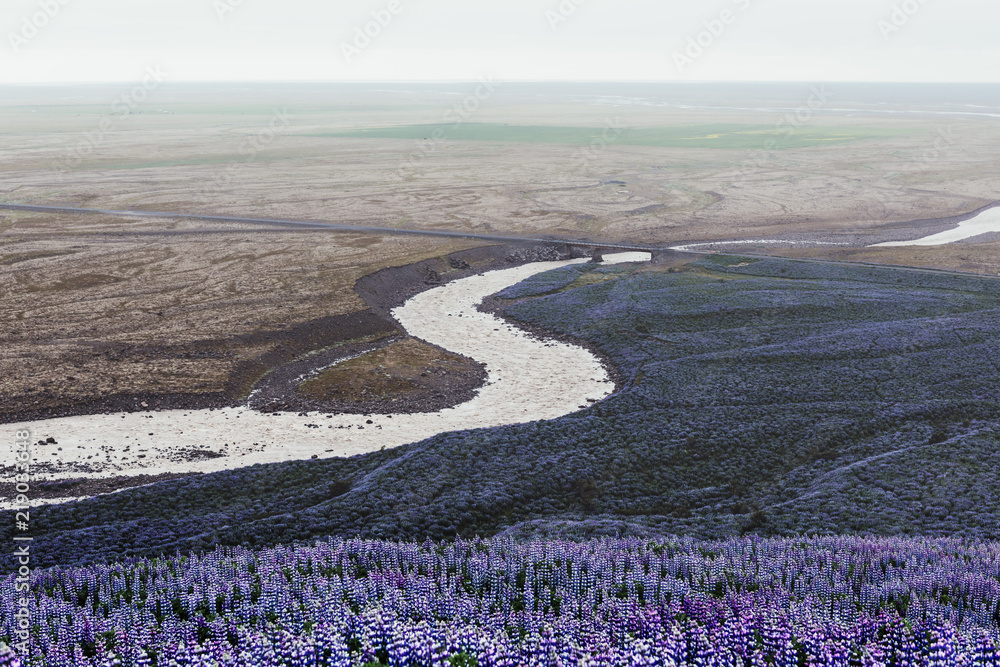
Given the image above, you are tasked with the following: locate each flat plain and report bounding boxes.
[2,82,999,419]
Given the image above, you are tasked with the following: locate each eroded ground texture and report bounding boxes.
[2,82,999,425]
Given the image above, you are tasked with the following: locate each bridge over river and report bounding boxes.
[0,203,688,262]
[4,202,998,280]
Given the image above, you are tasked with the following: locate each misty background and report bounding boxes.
[1,0,998,83]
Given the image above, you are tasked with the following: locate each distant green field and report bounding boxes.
[315,123,905,149]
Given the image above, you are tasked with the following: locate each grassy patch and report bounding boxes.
[299,338,473,403]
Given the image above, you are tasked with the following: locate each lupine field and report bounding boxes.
[3,536,1000,665]
[5,255,1000,663]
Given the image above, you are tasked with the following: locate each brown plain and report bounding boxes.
[2,84,999,415]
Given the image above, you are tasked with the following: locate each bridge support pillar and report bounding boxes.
[564,244,592,260]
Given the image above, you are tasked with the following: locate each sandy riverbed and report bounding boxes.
[0,252,650,505]
[871,206,1000,246]
[666,205,1000,252]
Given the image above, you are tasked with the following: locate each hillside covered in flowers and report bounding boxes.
[3,536,1000,665]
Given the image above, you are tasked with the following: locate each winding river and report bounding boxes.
[668,205,1000,252]
[871,206,1000,246]
[1,252,650,502]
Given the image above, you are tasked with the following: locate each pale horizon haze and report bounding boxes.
[1,0,998,84]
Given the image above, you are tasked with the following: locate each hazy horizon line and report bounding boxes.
[3,79,1000,86]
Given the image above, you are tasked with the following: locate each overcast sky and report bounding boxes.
[1,0,998,83]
